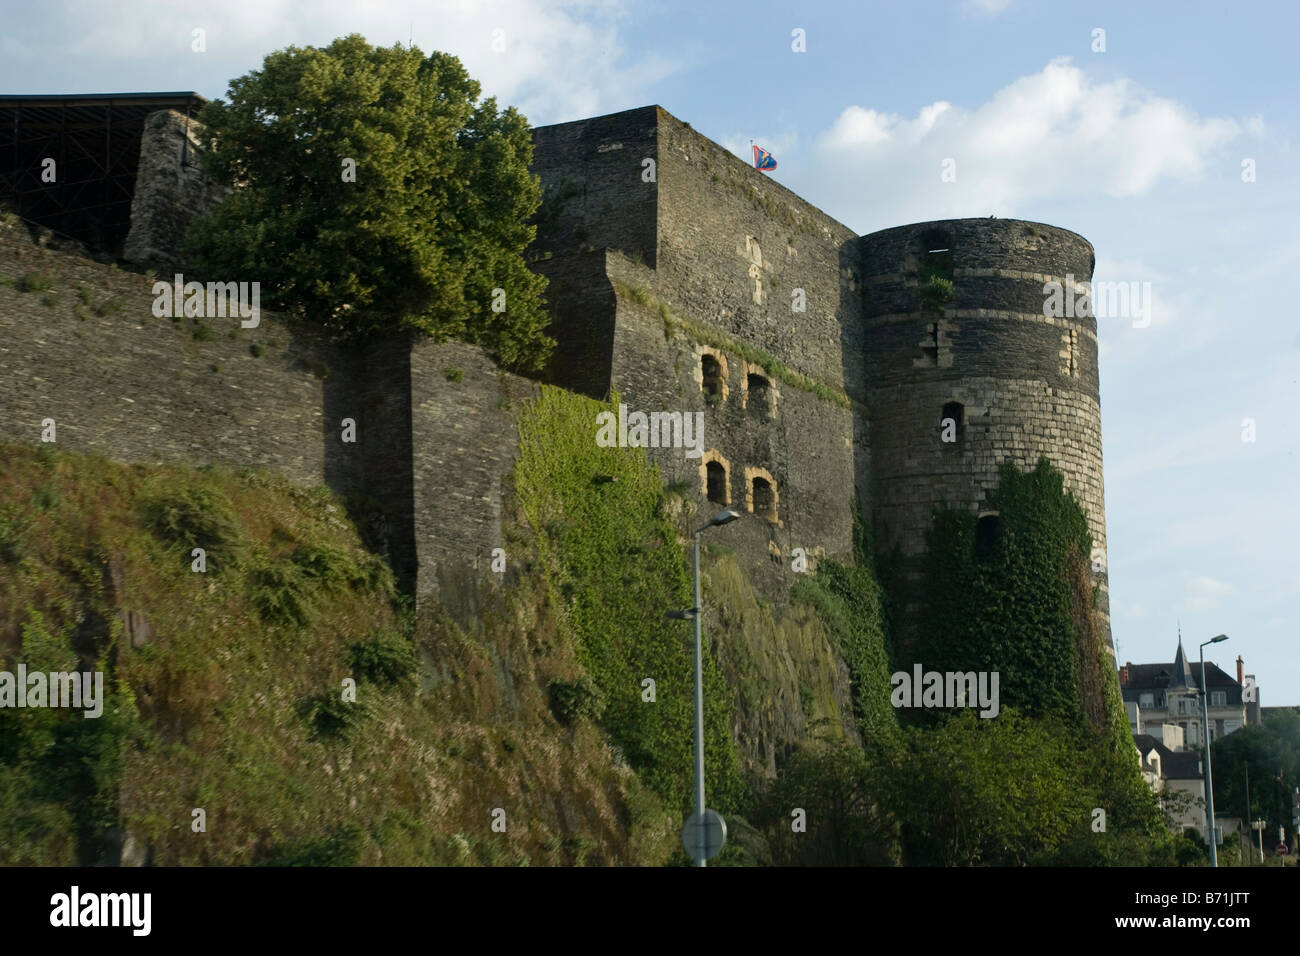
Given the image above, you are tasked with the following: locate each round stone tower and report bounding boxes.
[858,218,1110,648]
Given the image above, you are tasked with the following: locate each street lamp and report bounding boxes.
[1200,633,1228,866]
[664,508,740,867]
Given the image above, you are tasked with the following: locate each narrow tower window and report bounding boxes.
[975,513,1000,560]
[701,354,724,399]
[747,372,773,418]
[751,477,776,522]
[706,461,728,504]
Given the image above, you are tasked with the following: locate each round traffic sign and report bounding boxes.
[681,808,727,861]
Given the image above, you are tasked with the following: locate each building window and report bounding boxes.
[702,355,723,399]
[752,477,776,521]
[696,347,730,403]
[1211,691,1226,707]
[1140,693,1154,708]
[974,513,1000,560]
[706,461,728,504]
[699,450,731,506]
[743,466,780,524]
[1216,718,1225,738]
[746,372,773,418]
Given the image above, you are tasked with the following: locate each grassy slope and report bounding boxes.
[0,443,675,866]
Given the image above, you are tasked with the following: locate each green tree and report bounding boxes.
[758,738,898,866]
[1211,709,1300,839]
[186,34,553,373]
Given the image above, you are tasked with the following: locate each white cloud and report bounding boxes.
[804,58,1241,228]
[1125,604,1149,621]
[15,0,674,124]
[965,0,1015,14]
[1180,576,1235,612]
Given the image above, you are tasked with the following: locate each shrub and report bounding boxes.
[298,690,366,740]
[444,367,464,383]
[919,275,954,311]
[248,563,311,626]
[141,486,245,571]
[348,633,416,687]
[548,676,607,725]
[17,272,54,293]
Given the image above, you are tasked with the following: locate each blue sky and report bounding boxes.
[3,0,1296,702]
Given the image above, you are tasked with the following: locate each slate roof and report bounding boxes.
[1119,642,1241,706]
[1133,734,1204,781]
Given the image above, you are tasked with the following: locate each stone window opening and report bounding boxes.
[702,355,723,398]
[697,347,729,403]
[706,460,728,505]
[917,230,954,282]
[751,477,776,522]
[743,466,780,524]
[941,401,964,445]
[974,512,1000,560]
[746,372,774,418]
[699,450,732,506]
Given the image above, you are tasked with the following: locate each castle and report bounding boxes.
[0,97,1110,649]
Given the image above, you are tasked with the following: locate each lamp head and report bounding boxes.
[710,509,741,527]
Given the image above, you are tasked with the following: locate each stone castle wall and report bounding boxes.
[0,234,530,631]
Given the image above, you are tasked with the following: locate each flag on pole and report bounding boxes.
[752,145,777,172]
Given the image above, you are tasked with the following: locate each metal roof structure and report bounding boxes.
[0,92,206,253]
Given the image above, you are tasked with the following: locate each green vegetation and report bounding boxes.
[186,34,552,374]
[444,367,464,383]
[919,274,953,311]
[514,386,745,813]
[910,458,1110,728]
[1211,709,1300,842]
[548,676,607,725]
[792,509,897,742]
[0,443,669,865]
[888,708,1173,865]
[16,271,54,293]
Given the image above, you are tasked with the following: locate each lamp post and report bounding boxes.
[665,508,740,867]
[1200,634,1228,866]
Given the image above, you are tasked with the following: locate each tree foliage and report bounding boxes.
[186,34,553,372]
[1211,709,1300,836]
[886,709,1174,866]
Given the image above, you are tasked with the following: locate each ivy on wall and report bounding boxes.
[909,458,1114,731]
